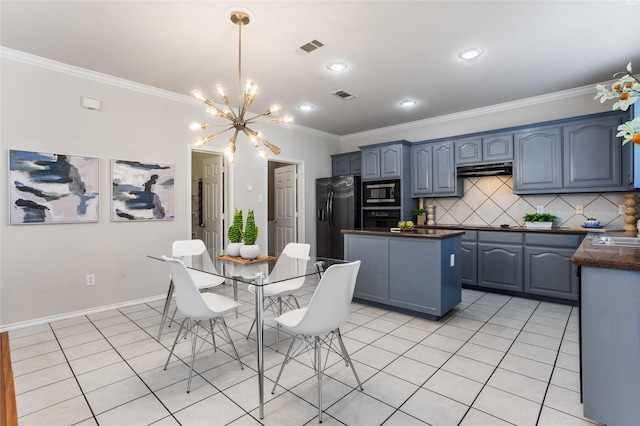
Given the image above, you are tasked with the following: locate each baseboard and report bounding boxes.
[0,294,166,333]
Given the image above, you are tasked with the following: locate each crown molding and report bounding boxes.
[1,47,338,140]
[340,85,596,142]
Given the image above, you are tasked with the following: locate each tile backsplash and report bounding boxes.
[422,176,631,229]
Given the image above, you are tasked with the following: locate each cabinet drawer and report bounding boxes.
[478,231,523,244]
[525,233,582,248]
[461,230,477,242]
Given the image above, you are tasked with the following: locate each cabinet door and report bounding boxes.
[455,137,482,165]
[460,242,477,286]
[478,243,523,291]
[380,144,402,179]
[411,144,432,196]
[483,133,513,162]
[524,247,578,300]
[514,126,563,192]
[332,155,351,176]
[350,153,362,176]
[361,148,380,180]
[563,117,622,189]
[432,141,459,195]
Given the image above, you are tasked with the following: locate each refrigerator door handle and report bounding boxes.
[328,191,334,230]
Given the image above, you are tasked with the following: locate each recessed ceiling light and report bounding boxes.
[400,100,417,107]
[298,104,314,111]
[459,48,484,60]
[327,62,347,72]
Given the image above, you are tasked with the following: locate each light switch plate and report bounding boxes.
[575,205,584,215]
[450,254,455,267]
[536,206,544,214]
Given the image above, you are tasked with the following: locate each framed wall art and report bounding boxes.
[8,149,100,224]
[111,159,174,221]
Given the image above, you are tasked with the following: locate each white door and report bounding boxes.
[274,164,297,253]
[202,155,224,252]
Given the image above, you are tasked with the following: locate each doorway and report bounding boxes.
[191,151,224,251]
[268,160,302,254]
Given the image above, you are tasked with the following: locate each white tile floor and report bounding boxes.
[9,279,602,426]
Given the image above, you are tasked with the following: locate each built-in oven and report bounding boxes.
[363,209,401,229]
[362,179,401,207]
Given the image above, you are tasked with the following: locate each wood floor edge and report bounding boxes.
[0,332,18,426]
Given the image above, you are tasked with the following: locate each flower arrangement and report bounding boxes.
[243,209,259,245]
[594,62,640,145]
[228,208,244,243]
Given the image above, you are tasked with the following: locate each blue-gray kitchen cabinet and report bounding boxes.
[332,151,361,176]
[477,231,524,292]
[410,141,461,197]
[361,143,404,181]
[513,125,563,193]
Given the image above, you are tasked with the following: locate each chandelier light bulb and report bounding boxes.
[190,123,209,131]
[191,90,205,101]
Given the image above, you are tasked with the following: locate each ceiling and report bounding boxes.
[2,1,639,136]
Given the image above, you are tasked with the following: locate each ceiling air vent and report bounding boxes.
[299,40,324,53]
[331,90,357,100]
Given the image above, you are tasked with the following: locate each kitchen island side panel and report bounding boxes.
[581,266,640,425]
[345,235,390,303]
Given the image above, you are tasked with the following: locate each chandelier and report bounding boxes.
[189,9,292,163]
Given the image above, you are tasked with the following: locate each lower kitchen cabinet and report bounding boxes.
[462,230,582,303]
[524,233,581,301]
[460,231,478,286]
[478,232,524,292]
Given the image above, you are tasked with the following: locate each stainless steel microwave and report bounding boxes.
[362,179,401,207]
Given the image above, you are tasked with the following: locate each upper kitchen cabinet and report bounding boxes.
[455,133,513,165]
[411,141,462,197]
[331,151,361,176]
[562,116,624,190]
[513,112,632,194]
[360,141,410,181]
[513,125,563,193]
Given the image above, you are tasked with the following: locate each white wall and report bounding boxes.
[0,51,339,327]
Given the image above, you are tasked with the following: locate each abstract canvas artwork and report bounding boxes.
[9,150,100,224]
[111,159,174,221]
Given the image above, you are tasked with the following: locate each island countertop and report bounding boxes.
[341,228,465,239]
[571,232,640,272]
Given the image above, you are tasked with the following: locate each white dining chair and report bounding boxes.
[158,239,226,340]
[270,260,363,422]
[162,255,243,393]
[245,243,311,348]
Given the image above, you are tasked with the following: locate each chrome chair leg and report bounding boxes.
[271,333,297,394]
[316,336,323,423]
[336,329,363,390]
[164,317,188,369]
[187,321,199,393]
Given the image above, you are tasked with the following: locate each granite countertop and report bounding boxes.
[571,232,640,272]
[341,228,465,239]
[415,224,612,235]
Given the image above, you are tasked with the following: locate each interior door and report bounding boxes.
[202,155,224,252]
[274,164,297,253]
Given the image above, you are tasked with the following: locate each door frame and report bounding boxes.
[268,158,305,253]
[189,146,226,245]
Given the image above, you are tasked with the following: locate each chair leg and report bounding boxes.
[218,316,243,370]
[336,329,363,391]
[187,321,200,393]
[316,336,323,423]
[209,318,217,352]
[246,316,256,339]
[271,333,297,394]
[164,317,188,370]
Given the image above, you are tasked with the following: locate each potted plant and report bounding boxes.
[523,212,557,229]
[227,208,244,256]
[240,209,260,260]
[414,208,426,226]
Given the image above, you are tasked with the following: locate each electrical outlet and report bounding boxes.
[536,206,544,214]
[575,205,584,215]
[618,204,625,215]
[86,274,95,286]
[450,254,455,267]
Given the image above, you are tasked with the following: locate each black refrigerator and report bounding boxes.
[316,175,361,259]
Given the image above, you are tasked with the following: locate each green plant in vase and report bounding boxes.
[240,209,260,259]
[414,207,426,226]
[523,212,557,229]
[227,208,244,256]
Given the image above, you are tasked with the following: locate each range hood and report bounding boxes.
[456,162,513,177]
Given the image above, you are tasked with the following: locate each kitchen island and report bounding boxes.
[571,233,640,426]
[342,228,464,319]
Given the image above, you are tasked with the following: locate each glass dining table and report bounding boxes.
[148,248,346,419]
